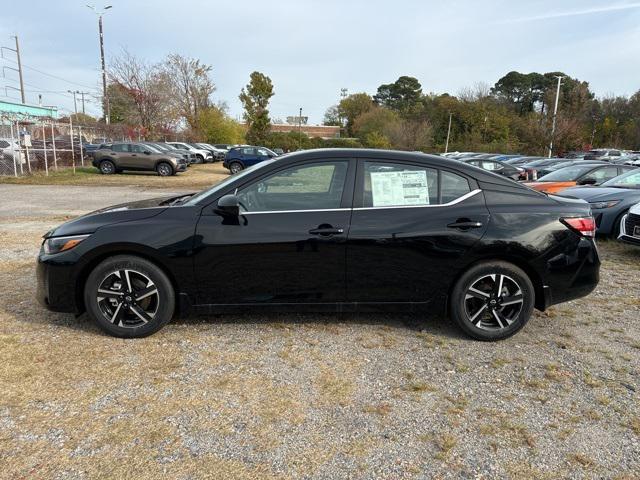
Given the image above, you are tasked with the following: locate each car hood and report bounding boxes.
[44,195,182,238]
[558,186,639,201]
[524,181,576,191]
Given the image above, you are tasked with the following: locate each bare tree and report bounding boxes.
[108,49,173,134]
[162,54,215,130]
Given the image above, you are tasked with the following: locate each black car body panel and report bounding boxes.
[37,149,600,323]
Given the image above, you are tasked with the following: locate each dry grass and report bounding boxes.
[0,163,229,190]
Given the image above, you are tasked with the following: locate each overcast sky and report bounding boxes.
[1,0,639,123]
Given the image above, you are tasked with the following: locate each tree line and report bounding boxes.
[88,49,640,154]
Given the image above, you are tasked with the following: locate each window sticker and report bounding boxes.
[370,170,429,207]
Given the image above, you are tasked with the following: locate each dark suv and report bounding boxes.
[92,142,187,176]
[223,146,278,173]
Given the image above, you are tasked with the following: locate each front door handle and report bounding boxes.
[447,220,483,230]
[309,227,344,236]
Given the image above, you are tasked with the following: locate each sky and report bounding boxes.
[1,0,639,123]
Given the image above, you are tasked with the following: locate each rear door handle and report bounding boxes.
[447,221,483,229]
[309,227,344,236]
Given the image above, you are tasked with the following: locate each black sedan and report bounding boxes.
[462,158,526,181]
[36,149,600,341]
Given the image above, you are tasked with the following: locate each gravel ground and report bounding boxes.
[0,184,639,479]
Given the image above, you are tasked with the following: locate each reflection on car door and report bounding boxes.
[193,160,355,305]
[346,159,490,305]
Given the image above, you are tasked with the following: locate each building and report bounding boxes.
[240,122,341,139]
[0,99,58,119]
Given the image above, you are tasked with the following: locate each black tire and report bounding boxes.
[450,261,534,341]
[229,161,243,174]
[84,255,175,338]
[156,162,174,176]
[99,160,116,175]
[195,154,204,164]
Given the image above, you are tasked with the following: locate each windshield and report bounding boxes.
[601,169,640,188]
[537,165,593,182]
[144,144,162,153]
[184,159,278,206]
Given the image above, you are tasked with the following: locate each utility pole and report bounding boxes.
[444,112,453,153]
[1,36,26,103]
[78,91,89,114]
[298,107,303,150]
[68,90,78,115]
[13,36,25,104]
[548,75,563,158]
[87,5,113,124]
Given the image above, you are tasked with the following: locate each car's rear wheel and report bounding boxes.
[450,261,534,341]
[156,162,174,176]
[84,255,175,338]
[99,160,115,174]
[229,161,243,174]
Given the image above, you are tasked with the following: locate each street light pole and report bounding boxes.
[298,107,302,150]
[548,75,563,158]
[87,5,112,124]
[444,112,452,153]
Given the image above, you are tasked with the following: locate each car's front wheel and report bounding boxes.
[84,255,175,338]
[450,261,534,341]
[99,160,116,174]
[156,162,174,176]
[229,161,243,174]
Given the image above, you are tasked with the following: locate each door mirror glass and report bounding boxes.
[215,194,240,216]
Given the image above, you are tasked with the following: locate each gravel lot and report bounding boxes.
[1,183,639,479]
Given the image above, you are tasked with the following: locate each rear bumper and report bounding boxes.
[539,236,600,310]
[618,214,640,246]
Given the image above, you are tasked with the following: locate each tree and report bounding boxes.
[338,93,374,136]
[323,105,342,126]
[239,71,274,144]
[374,76,423,112]
[108,49,173,134]
[198,106,245,144]
[163,54,215,131]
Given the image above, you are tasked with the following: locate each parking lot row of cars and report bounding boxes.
[441,150,640,246]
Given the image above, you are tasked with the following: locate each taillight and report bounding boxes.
[561,217,596,237]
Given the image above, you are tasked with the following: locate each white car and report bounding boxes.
[167,142,213,163]
[0,137,24,171]
[618,201,640,247]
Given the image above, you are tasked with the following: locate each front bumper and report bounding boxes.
[36,249,81,314]
[618,214,640,246]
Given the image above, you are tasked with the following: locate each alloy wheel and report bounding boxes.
[464,274,524,330]
[96,269,159,328]
[158,164,172,176]
[100,161,114,174]
[230,163,242,174]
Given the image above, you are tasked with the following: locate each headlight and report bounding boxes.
[43,234,90,255]
[589,200,621,209]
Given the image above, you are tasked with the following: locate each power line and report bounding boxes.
[0,55,98,92]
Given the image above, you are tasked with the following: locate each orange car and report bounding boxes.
[525,163,632,194]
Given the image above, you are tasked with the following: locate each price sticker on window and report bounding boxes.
[370,170,429,207]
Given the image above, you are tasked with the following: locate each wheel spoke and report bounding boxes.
[110,302,125,325]
[493,274,504,296]
[130,304,152,324]
[501,293,523,306]
[468,303,488,324]
[97,289,123,299]
[120,270,132,292]
[467,287,490,299]
[491,309,513,328]
[135,285,158,302]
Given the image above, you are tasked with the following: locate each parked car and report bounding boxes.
[618,201,640,247]
[223,146,278,173]
[525,164,634,194]
[583,149,626,162]
[0,137,24,169]
[503,156,548,166]
[36,149,600,340]
[194,143,226,161]
[146,142,195,165]
[462,158,526,181]
[535,160,608,178]
[92,142,187,176]
[167,142,213,163]
[559,169,640,237]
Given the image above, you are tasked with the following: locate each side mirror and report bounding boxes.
[579,177,597,185]
[215,194,240,217]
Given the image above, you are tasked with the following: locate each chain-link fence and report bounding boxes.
[0,113,132,177]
